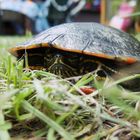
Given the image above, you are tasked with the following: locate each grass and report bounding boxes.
[0,36,140,140]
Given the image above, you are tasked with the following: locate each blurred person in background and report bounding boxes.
[109,0,136,32]
[22,0,38,20]
[21,0,38,34]
[1,0,86,34]
[34,0,50,33]
[47,0,86,26]
[66,0,86,23]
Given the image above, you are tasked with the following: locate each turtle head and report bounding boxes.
[44,48,106,78]
[44,48,80,77]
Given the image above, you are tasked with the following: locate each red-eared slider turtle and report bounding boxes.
[9,22,140,89]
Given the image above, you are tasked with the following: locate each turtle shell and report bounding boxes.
[9,22,140,64]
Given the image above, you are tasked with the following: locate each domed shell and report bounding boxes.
[9,22,140,63]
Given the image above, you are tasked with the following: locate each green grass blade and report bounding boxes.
[0,110,11,140]
[22,100,75,140]
[47,105,79,140]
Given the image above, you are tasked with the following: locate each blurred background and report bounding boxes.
[0,0,140,35]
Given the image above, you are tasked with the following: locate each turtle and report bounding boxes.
[9,22,140,89]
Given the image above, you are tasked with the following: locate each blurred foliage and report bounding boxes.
[111,0,122,16]
[135,33,140,41]
[0,36,31,48]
